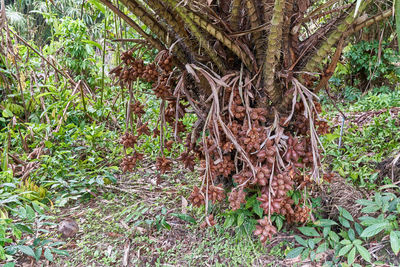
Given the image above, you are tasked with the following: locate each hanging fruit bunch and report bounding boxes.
[110,46,333,245]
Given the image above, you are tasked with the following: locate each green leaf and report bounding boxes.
[275,216,283,231]
[360,222,389,238]
[316,242,329,254]
[310,250,316,262]
[340,239,352,245]
[348,229,355,241]
[51,248,69,256]
[390,231,400,256]
[32,201,44,214]
[315,219,338,227]
[18,245,35,257]
[294,235,308,247]
[323,226,330,238]
[354,222,364,236]
[253,202,264,218]
[88,0,106,13]
[14,224,34,234]
[301,248,310,261]
[237,213,245,227]
[44,248,54,262]
[286,247,304,259]
[329,231,340,243]
[355,244,371,262]
[338,207,354,222]
[298,227,320,237]
[347,247,356,265]
[2,108,13,118]
[35,247,42,261]
[339,217,350,228]
[170,213,196,224]
[308,239,315,250]
[3,263,15,267]
[224,215,234,228]
[338,244,353,256]
[25,205,35,220]
[82,39,103,50]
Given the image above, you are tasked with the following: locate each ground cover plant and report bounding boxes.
[0,0,400,266]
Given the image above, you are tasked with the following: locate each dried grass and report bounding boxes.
[319,175,366,220]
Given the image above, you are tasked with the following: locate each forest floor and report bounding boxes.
[46,164,314,267]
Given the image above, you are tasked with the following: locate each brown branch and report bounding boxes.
[98,0,165,51]
[314,38,345,93]
[345,9,392,37]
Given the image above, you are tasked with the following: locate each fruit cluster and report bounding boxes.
[113,50,183,173]
[112,49,328,244]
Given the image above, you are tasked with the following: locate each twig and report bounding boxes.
[111,38,149,44]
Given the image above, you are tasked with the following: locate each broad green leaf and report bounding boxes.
[17,245,35,257]
[2,108,13,118]
[253,203,263,218]
[354,222,364,236]
[286,247,304,259]
[338,244,353,256]
[310,250,316,262]
[25,205,35,220]
[356,199,375,206]
[51,248,69,256]
[237,213,245,227]
[339,217,350,228]
[390,231,400,255]
[224,215,234,228]
[316,242,329,254]
[35,247,42,261]
[338,207,354,222]
[315,219,338,227]
[88,0,106,13]
[329,231,340,243]
[44,248,54,261]
[294,235,307,247]
[323,226,330,238]
[3,263,15,267]
[170,213,196,224]
[340,239,351,245]
[308,239,315,250]
[32,201,44,214]
[275,216,283,231]
[355,244,371,262]
[347,247,356,265]
[298,227,320,237]
[82,40,102,50]
[14,224,34,234]
[301,248,310,261]
[348,229,355,241]
[360,222,389,238]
